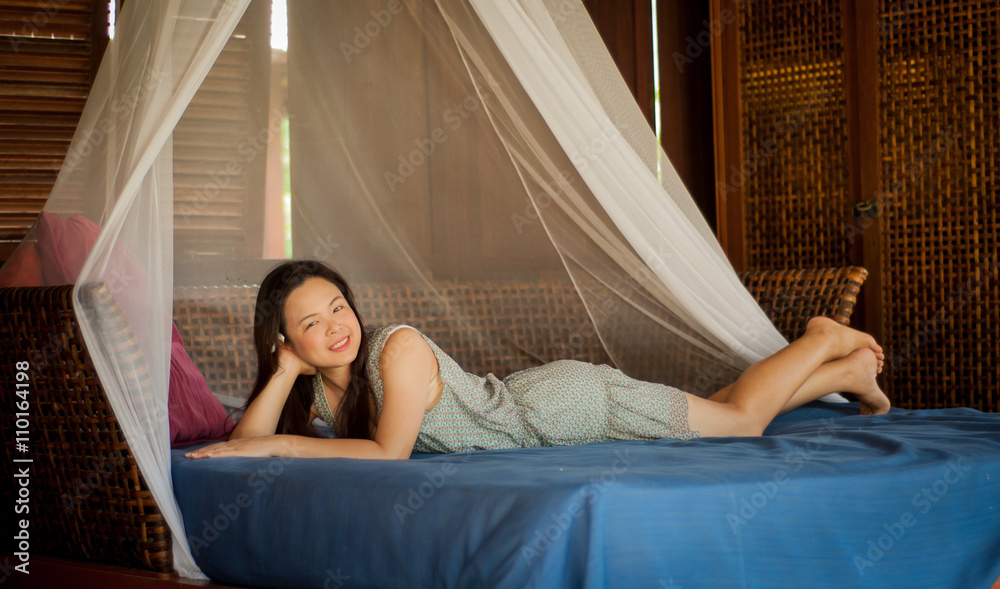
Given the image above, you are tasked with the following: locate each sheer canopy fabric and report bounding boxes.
[0,0,814,578]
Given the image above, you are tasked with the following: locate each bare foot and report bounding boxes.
[838,348,891,415]
[804,316,884,372]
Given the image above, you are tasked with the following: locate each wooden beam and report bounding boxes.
[842,0,884,342]
[709,0,745,270]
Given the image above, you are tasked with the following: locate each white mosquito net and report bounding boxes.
[0,0,817,578]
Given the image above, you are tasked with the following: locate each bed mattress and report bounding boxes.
[172,403,1000,588]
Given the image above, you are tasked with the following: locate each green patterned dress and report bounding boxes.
[312,324,700,453]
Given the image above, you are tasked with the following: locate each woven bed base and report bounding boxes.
[0,265,865,576]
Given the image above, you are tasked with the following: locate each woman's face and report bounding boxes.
[281,277,362,370]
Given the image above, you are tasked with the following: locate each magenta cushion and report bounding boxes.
[34,212,234,445]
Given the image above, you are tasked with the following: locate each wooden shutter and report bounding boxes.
[0,0,110,261]
[172,0,271,260]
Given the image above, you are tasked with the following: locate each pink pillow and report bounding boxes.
[169,324,235,444]
[0,243,44,287]
[33,212,234,445]
[36,212,102,286]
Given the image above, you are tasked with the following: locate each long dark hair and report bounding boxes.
[240,259,374,440]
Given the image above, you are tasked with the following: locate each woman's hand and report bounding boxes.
[276,342,317,377]
[184,435,288,459]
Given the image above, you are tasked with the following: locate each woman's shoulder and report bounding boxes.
[366,323,424,342]
[365,324,429,358]
[377,324,434,353]
[365,324,439,382]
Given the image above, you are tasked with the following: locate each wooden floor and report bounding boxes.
[0,554,251,589]
[4,553,1000,588]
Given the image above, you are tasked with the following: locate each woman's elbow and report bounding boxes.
[227,424,272,442]
[380,444,413,460]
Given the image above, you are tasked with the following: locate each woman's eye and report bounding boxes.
[333,306,343,313]
[306,321,318,329]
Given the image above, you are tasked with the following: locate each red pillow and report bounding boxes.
[33,212,234,445]
[0,243,44,287]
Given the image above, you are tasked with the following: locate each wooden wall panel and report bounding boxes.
[656,0,716,233]
[877,0,999,411]
[737,0,854,272]
[713,0,999,411]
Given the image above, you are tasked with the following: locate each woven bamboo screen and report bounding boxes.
[877,0,999,411]
[725,0,998,411]
[738,0,853,270]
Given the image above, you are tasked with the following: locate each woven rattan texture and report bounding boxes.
[878,0,999,411]
[739,266,867,340]
[0,285,173,574]
[0,271,863,575]
[175,270,865,403]
[173,280,614,402]
[738,0,853,270]
[173,285,260,404]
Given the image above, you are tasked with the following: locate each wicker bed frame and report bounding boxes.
[0,266,867,580]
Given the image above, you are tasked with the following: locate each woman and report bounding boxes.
[185,260,888,460]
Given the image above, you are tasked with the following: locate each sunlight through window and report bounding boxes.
[271,0,287,51]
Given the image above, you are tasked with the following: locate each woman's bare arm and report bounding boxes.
[186,434,390,460]
[227,368,299,440]
[186,328,436,460]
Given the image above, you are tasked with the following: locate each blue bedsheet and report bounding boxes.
[172,403,1000,588]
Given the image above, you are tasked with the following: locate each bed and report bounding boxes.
[3,266,999,588]
[173,401,1000,588]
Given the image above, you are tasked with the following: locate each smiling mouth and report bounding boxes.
[331,336,350,352]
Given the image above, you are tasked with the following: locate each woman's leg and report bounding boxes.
[685,317,889,437]
[708,347,885,415]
